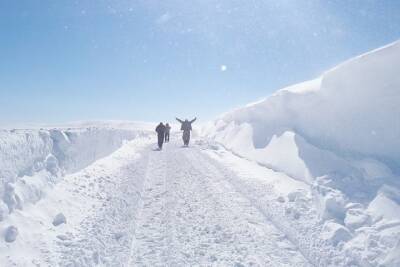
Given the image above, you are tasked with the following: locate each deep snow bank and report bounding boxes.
[0,124,153,221]
[204,40,400,185]
[203,41,400,266]
[205,41,400,171]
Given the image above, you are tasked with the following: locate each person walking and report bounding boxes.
[176,117,196,146]
[155,122,166,150]
[165,123,171,142]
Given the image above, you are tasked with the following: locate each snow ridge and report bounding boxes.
[0,126,152,221]
[203,40,400,266]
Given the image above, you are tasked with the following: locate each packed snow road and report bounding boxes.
[51,138,311,267]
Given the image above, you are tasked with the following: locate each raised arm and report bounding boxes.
[190,117,197,123]
[176,117,183,123]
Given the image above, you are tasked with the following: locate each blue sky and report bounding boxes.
[0,0,399,124]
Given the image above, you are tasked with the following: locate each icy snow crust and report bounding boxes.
[0,124,153,221]
[204,41,400,266]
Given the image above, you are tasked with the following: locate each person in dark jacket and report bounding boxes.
[164,123,171,142]
[176,117,196,146]
[155,122,166,150]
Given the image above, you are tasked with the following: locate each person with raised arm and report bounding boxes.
[175,117,196,146]
[164,123,171,142]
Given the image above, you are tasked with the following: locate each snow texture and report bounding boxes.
[52,213,66,226]
[203,40,400,266]
[0,123,153,221]
[4,226,18,243]
[0,138,313,266]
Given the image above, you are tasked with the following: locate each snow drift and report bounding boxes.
[205,41,400,173]
[203,40,400,266]
[0,123,153,221]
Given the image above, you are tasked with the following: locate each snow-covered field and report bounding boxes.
[1,41,399,266]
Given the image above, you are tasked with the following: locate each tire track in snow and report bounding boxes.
[188,148,316,266]
[195,144,347,266]
[127,141,311,266]
[127,147,169,266]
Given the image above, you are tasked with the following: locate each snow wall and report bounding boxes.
[204,40,400,186]
[203,41,400,266]
[0,126,152,221]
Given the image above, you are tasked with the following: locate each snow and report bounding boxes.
[200,141,344,266]
[368,186,400,222]
[204,40,400,171]
[1,137,312,266]
[0,123,153,222]
[4,226,18,243]
[203,40,400,266]
[128,142,310,266]
[0,136,153,266]
[1,41,400,266]
[52,213,66,226]
[321,220,352,246]
[383,240,400,267]
[344,206,371,230]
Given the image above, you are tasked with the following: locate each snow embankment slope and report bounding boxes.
[203,41,400,266]
[0,123,153,221]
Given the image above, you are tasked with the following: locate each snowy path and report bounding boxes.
[127,141,311,266]
[49,139,312,266]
